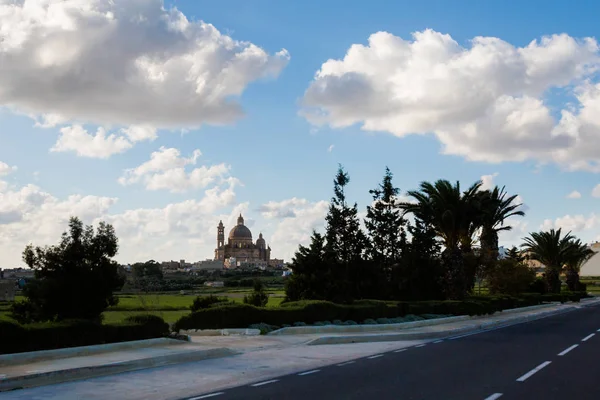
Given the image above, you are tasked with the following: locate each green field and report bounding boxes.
[1,290,286,325]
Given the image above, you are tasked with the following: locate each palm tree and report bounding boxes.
[477,186,525,284]
[521,229,576,293]
[564,239,595,292]
[400,179,482,299]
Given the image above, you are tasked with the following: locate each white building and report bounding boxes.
[580,242,600,277]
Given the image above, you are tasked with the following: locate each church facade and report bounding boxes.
[214,214,271,266]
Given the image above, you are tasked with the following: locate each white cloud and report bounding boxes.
[0,0,289,129]
[480,172,499,191]
[259,198,329,260]
[119,147,235,193]
[592,184,600,198]
[301,29,600,171]
[540,213,600,233]
[0,176,242,266]
[51,125,134,158]
[0,172,326,266]
[327,144,335,153]
[567,190,582,199]
[0,162,17,176]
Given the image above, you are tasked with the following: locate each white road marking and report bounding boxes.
[337,361,355,366]
[597,328,600,332]
[483,393,503,400]
[433,340,444,344]
[582,333,595,342]
[446,309,576,341]
[298,369,320,376]
[448,331,483,340]
[251,379,279,387]
[516,361,552,382]
[393,349,407,353]
[188,393,224,400]
[558,344,578,356]
[415,344,426,348]
[367,354,384,359]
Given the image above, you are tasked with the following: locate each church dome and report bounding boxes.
[229,225,252,240]
[228,213,252,240]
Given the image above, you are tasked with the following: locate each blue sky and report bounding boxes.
[1,0,600,267]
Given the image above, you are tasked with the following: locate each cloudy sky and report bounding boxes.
[2,0,600,267]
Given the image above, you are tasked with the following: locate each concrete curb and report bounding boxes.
[305,306,579,346]
[182,328,261,337]
[0,338,187,367]
[499,303,555,314]
[0,347,237,392]
[268,315,472,336]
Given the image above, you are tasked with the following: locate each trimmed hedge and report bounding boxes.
[174,298,508,331]
[0,314,170,355]
[173,292,589,331]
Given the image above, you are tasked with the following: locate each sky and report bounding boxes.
[2,0,600,267]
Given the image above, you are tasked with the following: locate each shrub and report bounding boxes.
[486,259,536,295]
[248,323,279,334]
[528,277,547,294]
[0,316,170,355]
[293,321,307,327]
[171,294,579,332]
[363,319,377,325]
[243,292,269,307]
[343,320,357,325]
[124,314,170,336]
[243,279,269,307]
[190,295,231,312]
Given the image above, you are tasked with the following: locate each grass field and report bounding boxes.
[0,290,286,325]
[4,282,595,326]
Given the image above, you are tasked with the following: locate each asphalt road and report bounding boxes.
[181,302,600,400]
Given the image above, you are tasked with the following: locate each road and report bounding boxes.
[182,301,600,400]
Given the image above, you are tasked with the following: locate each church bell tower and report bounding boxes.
[217,220,224,248]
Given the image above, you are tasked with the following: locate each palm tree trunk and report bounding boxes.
[545,267,561,293]
[565,267,580,292]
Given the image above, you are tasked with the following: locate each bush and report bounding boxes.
[243,292,269,307]
[248,323,279,335]
[528,277,547,294]
[0,316,170,355]
[243,279,269,307]
[171,294,580,332]
[190,295,231,312]
[124,314,170,336]
[486,259,536,295]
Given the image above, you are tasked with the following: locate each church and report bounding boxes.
[214,214,271,267]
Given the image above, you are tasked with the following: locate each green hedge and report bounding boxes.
[173,297,525,331]
[172,292,589,332]
[0,314,170,355]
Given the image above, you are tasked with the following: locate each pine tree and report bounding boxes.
[325,165,368,264]
[324,165,369,300]
[391,218,444,300]
[284,231,330,301]
[364,167,407,274]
